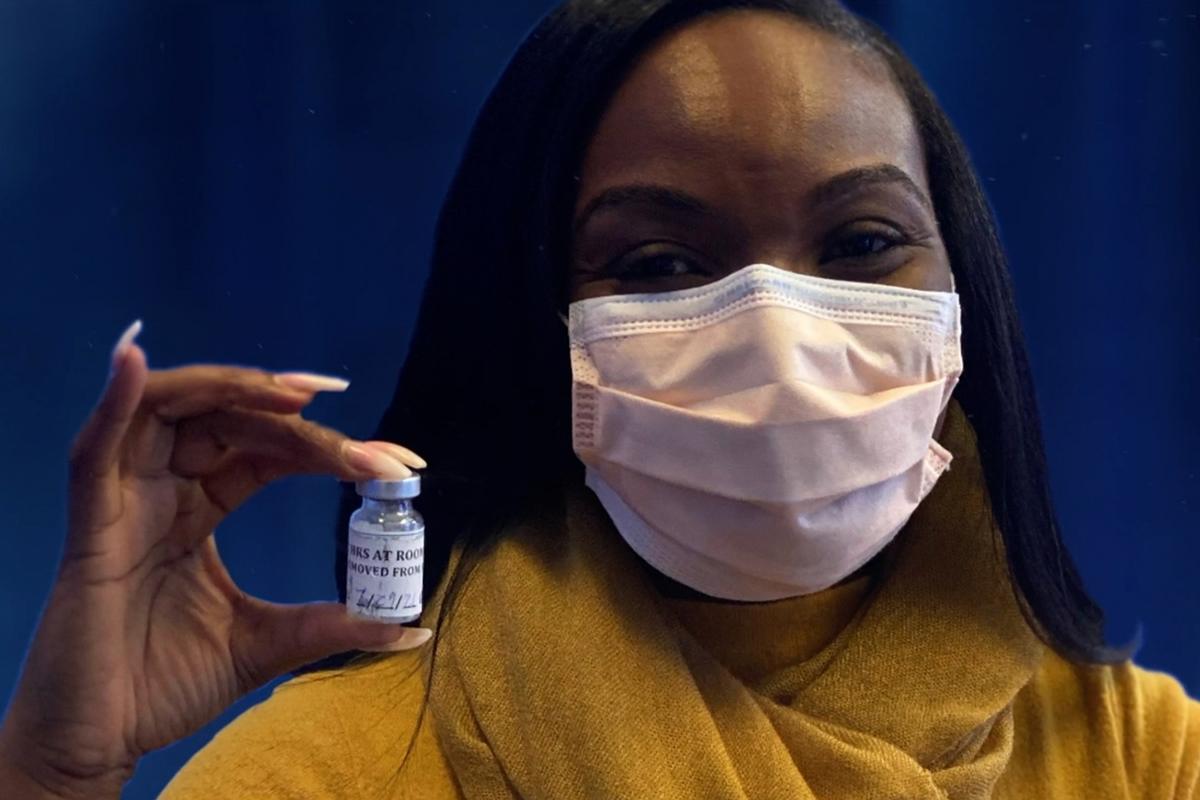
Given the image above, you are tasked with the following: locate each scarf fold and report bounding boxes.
[427,401,1045,799]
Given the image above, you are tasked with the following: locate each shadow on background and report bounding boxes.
[0,2,1195,797]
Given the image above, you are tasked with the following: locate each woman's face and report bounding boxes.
[569,10,951,302]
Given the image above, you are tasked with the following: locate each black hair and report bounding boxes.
[300,0,1136,780]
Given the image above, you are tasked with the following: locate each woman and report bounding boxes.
[2,0,1196,797]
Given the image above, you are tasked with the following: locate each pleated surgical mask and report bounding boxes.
[566,263,963,601]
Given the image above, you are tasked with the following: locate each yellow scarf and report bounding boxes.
[427,401,1046,798]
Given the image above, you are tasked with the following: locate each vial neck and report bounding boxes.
[361,497,413,513]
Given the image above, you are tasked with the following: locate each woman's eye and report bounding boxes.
[821,230,907,263]
[611,251,704,280]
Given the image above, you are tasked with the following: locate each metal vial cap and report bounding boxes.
[355,473,421,500]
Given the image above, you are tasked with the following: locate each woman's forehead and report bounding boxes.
[575,10,927,211]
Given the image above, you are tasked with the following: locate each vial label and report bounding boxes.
[346,526,424,622]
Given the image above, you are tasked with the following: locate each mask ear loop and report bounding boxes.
[949,269,958,293]
[557,309,569,327]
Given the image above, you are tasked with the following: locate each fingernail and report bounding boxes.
[362,440,428,469]
[273,372,351,393]
[361,627,433,652]
[111,319,143,366]
[109,319,143,380]
[342,442,412,478]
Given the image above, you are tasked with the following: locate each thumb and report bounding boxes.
[233,598,433,687]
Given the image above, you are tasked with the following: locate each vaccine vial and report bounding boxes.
[346,474,424,623]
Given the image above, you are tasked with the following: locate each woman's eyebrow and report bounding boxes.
[572,184,712,236]
[811,163,933,214]
[572,163,932,237]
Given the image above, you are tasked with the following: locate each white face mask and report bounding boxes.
[566,263,963,601]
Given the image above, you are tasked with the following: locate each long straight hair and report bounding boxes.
[310,0,1134,710]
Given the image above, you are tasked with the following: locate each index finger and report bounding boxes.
[144,365,349,421]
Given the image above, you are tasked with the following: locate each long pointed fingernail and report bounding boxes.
[111,319,143,363]
[273,372,351,393]
[362,440,427,469]
[342,442,412,478]
[362,627,433,652]
[110,319,143,378]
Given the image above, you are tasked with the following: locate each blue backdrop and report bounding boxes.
[1,2,1196,797]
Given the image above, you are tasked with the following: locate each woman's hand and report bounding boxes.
[0,321,431,799]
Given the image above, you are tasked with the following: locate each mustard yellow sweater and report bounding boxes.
[159,607,1200,799]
